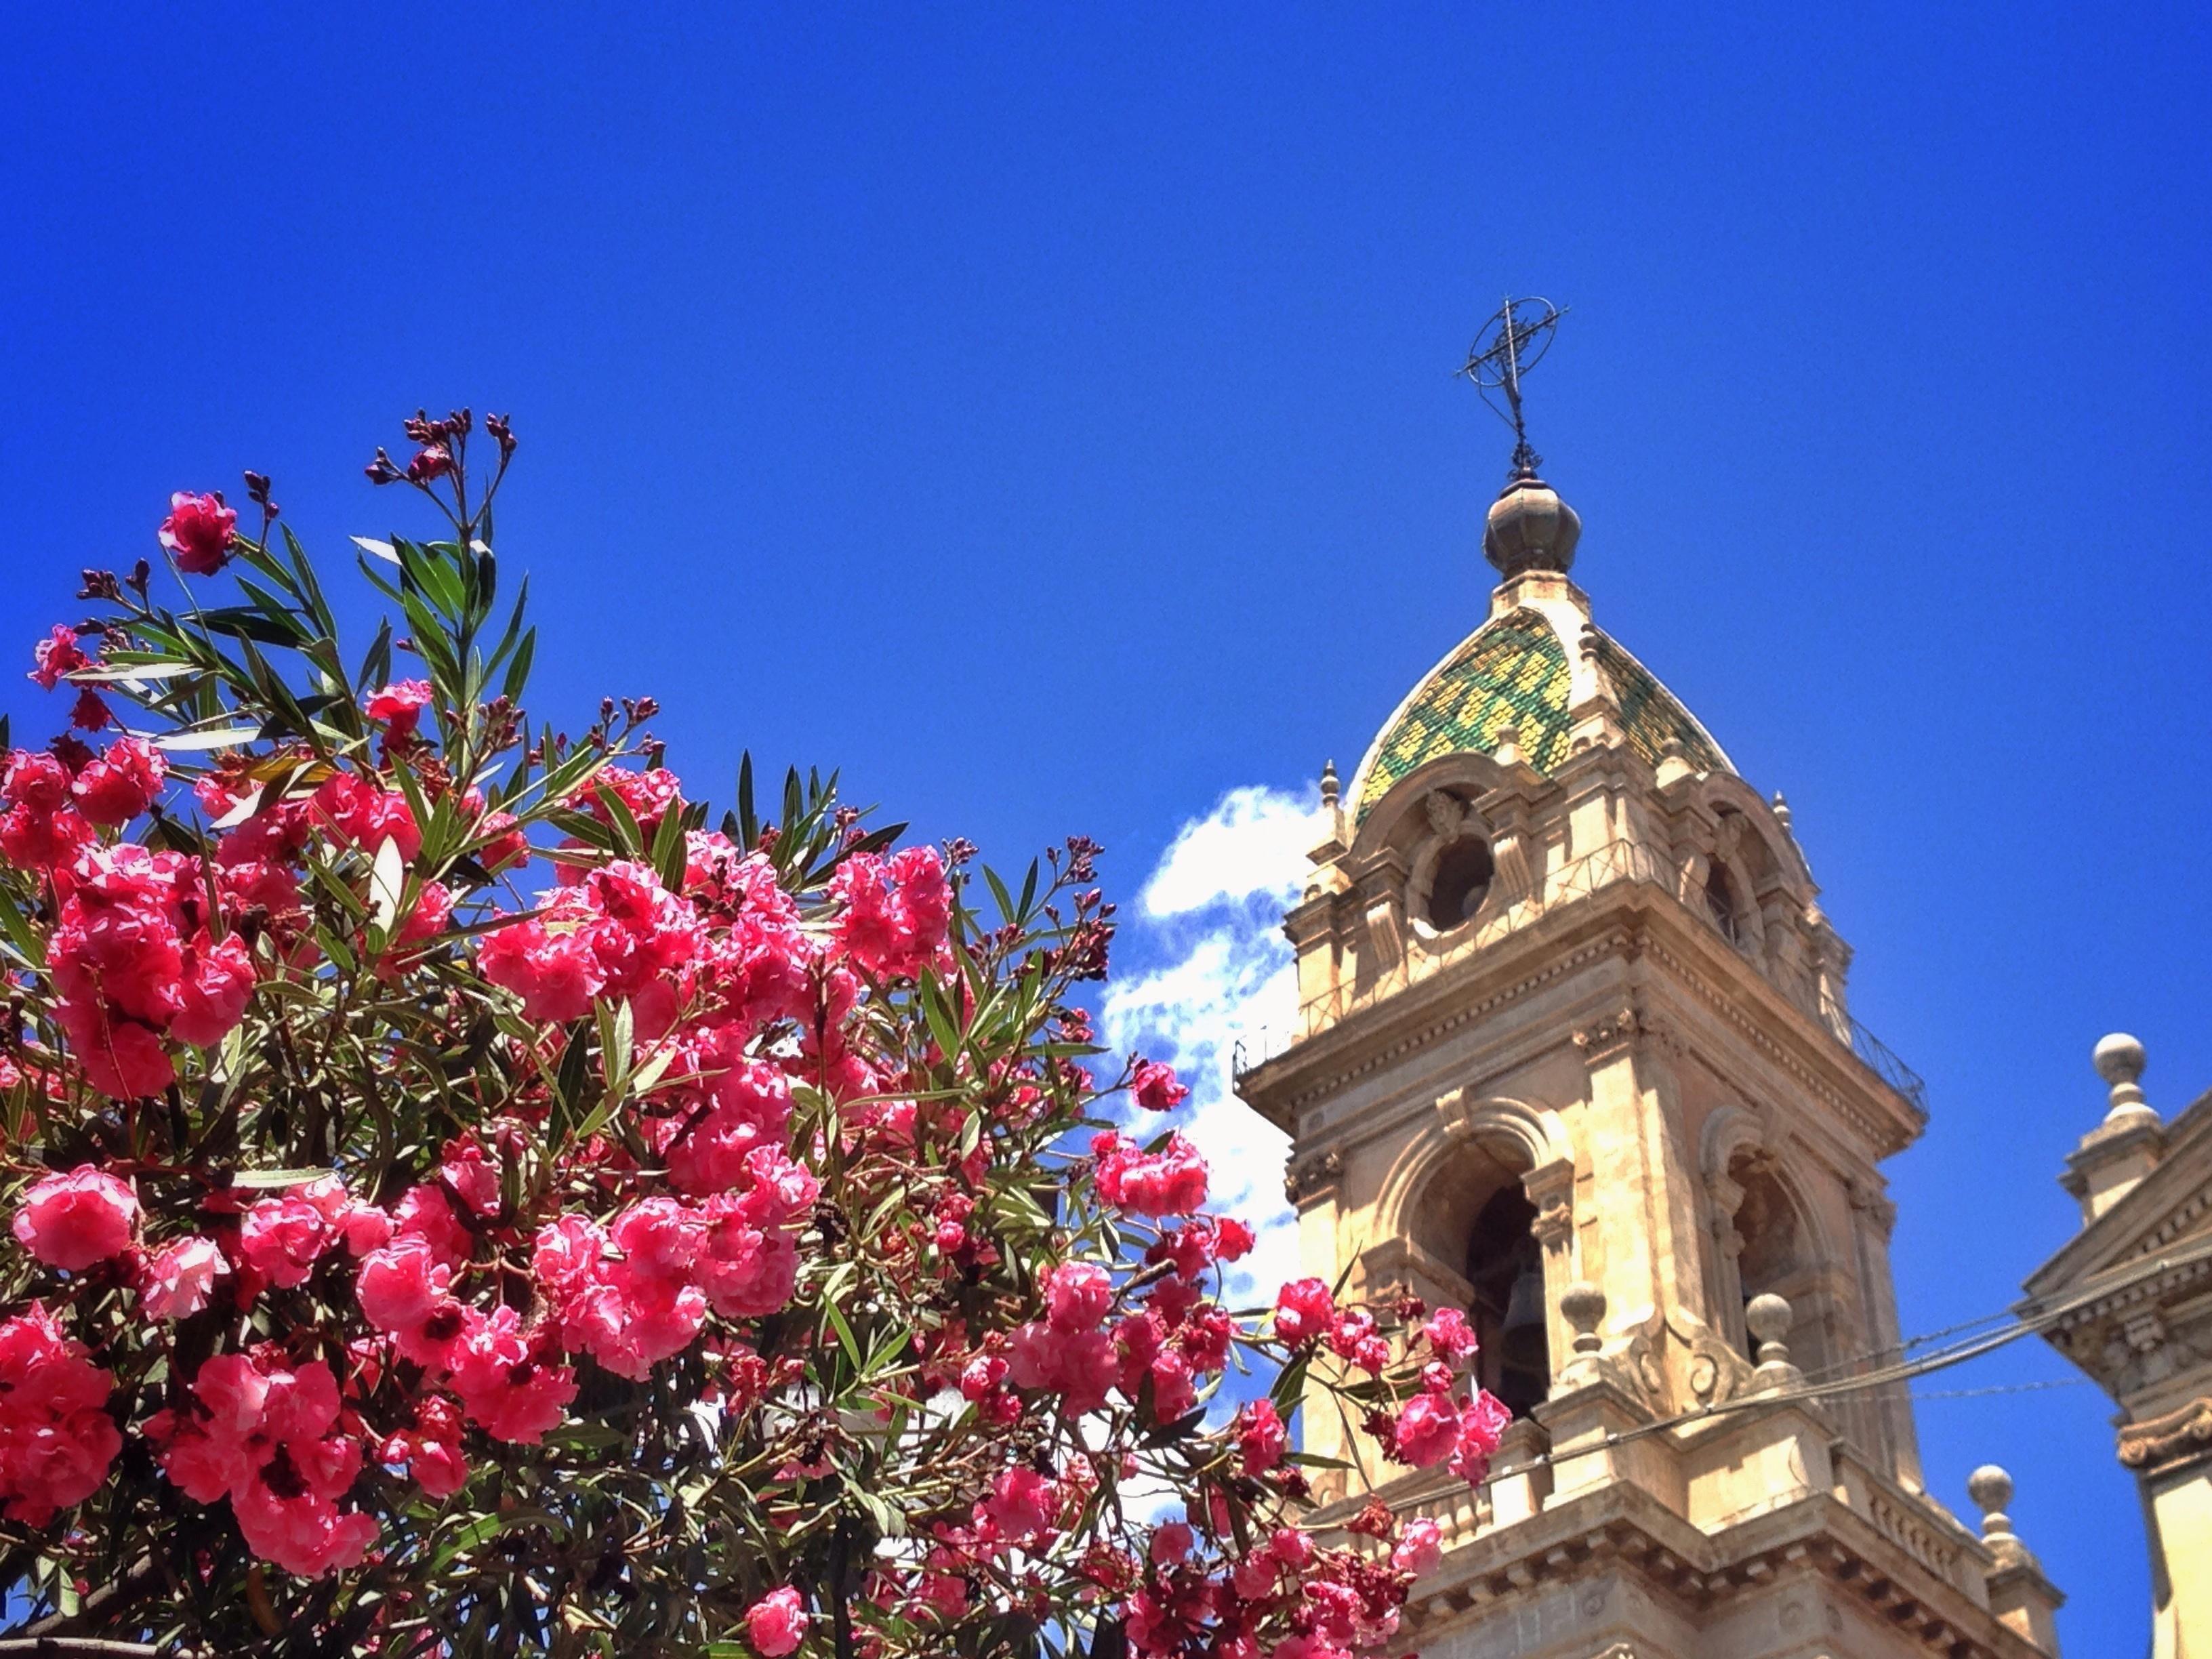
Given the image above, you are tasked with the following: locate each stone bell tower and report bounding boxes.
[1233,457,2066,1658]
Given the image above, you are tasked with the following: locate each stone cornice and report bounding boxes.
[2022,1105,2212,1300]
[1237,880,1922,1160]
[1390,1482,2041,1659]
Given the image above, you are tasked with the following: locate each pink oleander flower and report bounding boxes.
[1092,1130,1209,1218]
[70,736,166,825]
[1149,1521,1195,1565]
[745,1585,808,1658]
[1235,1399,1286,1475]
[983,1465,1058,1542]
[13,1166,138,1270]
[1392,1390,1462,1469]
[1391,1515,1443,1578]
[237,1193,335,1288]
[1271,1277,1335,1347]
[829,844,950,980]
[1044,1261,1114,1332]
[1130,1057,1189,1112]
[447,1307,577,1443]
[478,914,605,1023]
[1421,1305,1479,1364]
[139,1235,228,1319]
[357,1237,464,1370]
[1449,1390,1513,1484]
[0,1305,121,1524]
[28,625,89,691]
[158,491,238,575]
[363,678,435,740]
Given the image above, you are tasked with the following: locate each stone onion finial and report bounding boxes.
[1493,722,1524,769]
[1483,475,1582,578]
[2093,1033,2158,1130]
[1319,758,1340,813]
[1968,1465,2038,1571]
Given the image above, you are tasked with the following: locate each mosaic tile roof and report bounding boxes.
[1356,609,1571,817]
[1354,609,1730,819]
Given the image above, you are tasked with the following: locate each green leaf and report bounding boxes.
[824,1298,863,1372]
[155,725,262,752]
[367,836,407,939]
[230,1167,335,1189]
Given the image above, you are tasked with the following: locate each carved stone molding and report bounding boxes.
[2117,1395,2212,1475]
[1572,1004,1645,1063]
[1284,1147,1343,1204]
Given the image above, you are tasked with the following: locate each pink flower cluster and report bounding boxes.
[1124,1520,1406,1659]
[0,738,166,873]
[1091,1130,1210,1218]
[1000,1217,1251,1426]
[0,1304,122,1525]
[44,841,258,1098]
[152,1349,379,1577]
[830,844,951,980]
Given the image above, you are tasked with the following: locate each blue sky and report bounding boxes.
[5,5,2209,1647]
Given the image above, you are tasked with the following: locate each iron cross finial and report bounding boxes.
[1460,297,1566,480]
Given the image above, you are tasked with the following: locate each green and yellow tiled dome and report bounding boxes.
[1351,606,1731,820]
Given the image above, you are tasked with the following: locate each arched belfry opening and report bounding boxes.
[1402,1128,1554,1421]
[1725,1153,1830,1379]
[1464,1185,1549,1417]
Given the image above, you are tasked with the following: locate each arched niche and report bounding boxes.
[1700,1112,1836,1380]
[1370,1094,1576,1418]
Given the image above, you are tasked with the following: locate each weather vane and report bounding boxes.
[1460,297,1566,480]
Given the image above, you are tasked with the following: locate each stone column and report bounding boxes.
[1847,1177,1922,1489]
[1571,1005,1710,1410]
[2118,1397,2212,1659]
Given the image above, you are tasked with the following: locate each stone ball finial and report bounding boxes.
[2094,1032,2146,1094]
[1967,1464,2014,1532]
[1483,476,1582,578]
[1745,1293,1793,1366]
[1560,1281,1605,1356]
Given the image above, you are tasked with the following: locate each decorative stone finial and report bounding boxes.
[2093,1033,2155,1126]
[1493,723,1524,769]
[1557,1282,1605,1383]
[1746,1294,1792,1364]
[1771,792,1793,835]
[1968,1465,2039,1571]
[1319,758,1340,813]
[1483,475,1582,578]
[1746,1293,1804,1391]
[1561,1282,1605,1355]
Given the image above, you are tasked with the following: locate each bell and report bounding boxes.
[1498,1264,1548,1374]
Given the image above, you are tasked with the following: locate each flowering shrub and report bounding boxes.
[0,413,1510,1657]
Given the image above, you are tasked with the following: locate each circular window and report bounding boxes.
[1427,837,1495,929]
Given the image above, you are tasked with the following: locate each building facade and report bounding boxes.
[2023,1036,2212,1656]
[1233,463,2064,1658]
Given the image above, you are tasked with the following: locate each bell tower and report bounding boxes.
[1233,376,2067,1656]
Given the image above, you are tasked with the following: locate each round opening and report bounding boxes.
[1427,837,1495,929]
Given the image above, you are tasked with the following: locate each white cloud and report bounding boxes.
[1139,785,1324,920]
[1104,785,1322,1305]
